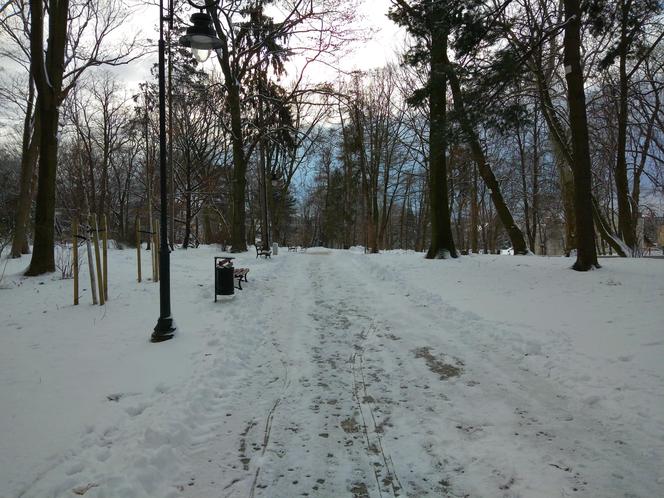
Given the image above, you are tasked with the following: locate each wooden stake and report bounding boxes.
[86,217,98,305]
[92,214,105,305]
[73,219,79,306]
[102,214,108,301]
[136,217,142,283]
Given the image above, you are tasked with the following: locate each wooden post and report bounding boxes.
[102,214,108,301]
[92,214,105,306]
[136,217,142,283]
[86,217,98,305]
[73,219,79,305]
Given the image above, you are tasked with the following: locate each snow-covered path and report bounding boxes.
[188,251,418,497]
[1,248,663,497]
[182,250,662,497]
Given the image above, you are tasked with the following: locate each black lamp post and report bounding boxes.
[151,0,222,343]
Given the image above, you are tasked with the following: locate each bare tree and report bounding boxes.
[205,0,357,252]
[2,0,142,273]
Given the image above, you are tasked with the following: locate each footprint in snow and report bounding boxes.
[96,448,111,462]
[125,402,149,417]
[65,461,85,476]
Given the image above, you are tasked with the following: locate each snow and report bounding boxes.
[1,246,663,497]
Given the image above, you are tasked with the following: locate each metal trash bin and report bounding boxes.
[272,242,278,256]
[214,257,235,301]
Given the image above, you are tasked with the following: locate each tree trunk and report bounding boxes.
[427,28,457,259]
[354,105,377,254]
[26,99,59,275]
[26,0,69,275]
[11,104,40,258]
[182,177,192,249]
[631,84,659,247]
[614,0,636,252]
[416,187,429,252]
[228,92,248,251]
[531,111,540,253]
[470,164,479,253]
[100,105,110,221]
[202,204,213,244]
[516,125,533,250]
[533,53,626,256]
[563,0,599,271]
[399,195,406,250]
[371,186,380,252]
[443,53,528,255]
[209,9,248,253]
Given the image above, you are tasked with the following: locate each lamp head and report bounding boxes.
[179,11,223,62]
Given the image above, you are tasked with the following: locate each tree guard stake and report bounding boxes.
[136,216,142,283]
[73,218,79,306]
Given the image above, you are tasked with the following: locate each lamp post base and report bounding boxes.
[151,317,176,342]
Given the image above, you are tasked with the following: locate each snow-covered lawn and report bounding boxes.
[1,247,662,497]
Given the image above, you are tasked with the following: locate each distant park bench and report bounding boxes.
[255,245,271,259]
[288,246,298,252]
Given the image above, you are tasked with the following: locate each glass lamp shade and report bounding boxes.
[179,11,223,60]
[192,47,211,63]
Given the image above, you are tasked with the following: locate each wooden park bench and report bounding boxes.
[288,246,298,252]
[233,267,249,290]
[255,244,272,259]
[215,257,250,300]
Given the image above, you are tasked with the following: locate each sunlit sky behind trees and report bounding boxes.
[111,0,406,89]
[0,0,406,139]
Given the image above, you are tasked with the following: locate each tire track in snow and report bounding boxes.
[350,330,403,497]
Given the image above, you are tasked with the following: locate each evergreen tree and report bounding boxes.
[390,0,530,256]
[389,0,458,259]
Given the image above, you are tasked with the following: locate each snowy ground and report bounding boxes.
[1,246,663,498]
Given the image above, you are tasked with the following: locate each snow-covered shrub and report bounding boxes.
[0,245,8,286]
[0,235,9,260]
[55,242,81,280]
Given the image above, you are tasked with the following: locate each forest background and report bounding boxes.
[1,0,663,274]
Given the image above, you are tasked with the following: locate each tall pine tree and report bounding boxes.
[391,0,529,256]
[390,0,457,259]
